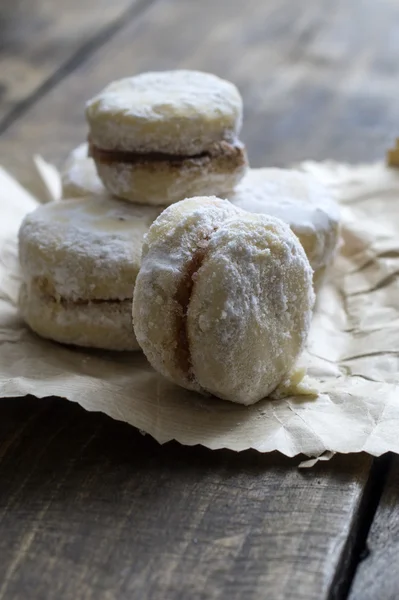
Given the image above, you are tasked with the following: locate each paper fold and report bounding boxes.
[2,159,399,458]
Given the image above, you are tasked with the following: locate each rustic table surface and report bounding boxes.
[1,1,399,599]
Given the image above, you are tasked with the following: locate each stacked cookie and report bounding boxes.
[19,71,248,352]
[85,71,247,205]
[18,69,340,404]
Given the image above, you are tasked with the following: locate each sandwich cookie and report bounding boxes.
[19,195,160,350]
[85,70,248,205]
[228,168,340,290]
[133,197,314,405]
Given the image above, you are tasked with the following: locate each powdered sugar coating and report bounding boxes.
[133,197,314,405]
[188,215,314,404]
[61,143,105,198]
[228,168,340,272]
[19,195,161,302]
[86,70,243,154]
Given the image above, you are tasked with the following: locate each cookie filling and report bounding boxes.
[88,140,245,166]
[173,231,219,383]
[56,296,126,307]
[31,277,128,306]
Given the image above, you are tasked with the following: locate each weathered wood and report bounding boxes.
[0,0,152,126]
[349,457,399,600]
[0,396,371,600]
[0,0,396,597]
[2,0,399,183]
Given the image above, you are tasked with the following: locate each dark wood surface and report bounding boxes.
[0,0,149,128]
[0,397,374,600]
[0,0,398,598]
[349,459,399,600]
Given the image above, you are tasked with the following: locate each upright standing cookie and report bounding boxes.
[133,197,314,405]
[86,70,248,205]
[228,168,340,289]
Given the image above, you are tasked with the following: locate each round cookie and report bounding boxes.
[228,168,340,290]
[61,143,104,198]
[19,195,161,350]
[85,70,248,205]
[133,197,314,405]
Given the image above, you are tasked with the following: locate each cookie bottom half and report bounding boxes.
[93,142,248,205]
[19,282,139,351]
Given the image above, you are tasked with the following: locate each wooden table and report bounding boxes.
[0,1,398,598]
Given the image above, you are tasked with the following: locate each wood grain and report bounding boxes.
[0,396,372,600]
[349,457,399,600]
[0,0,153,126]
[2,0,399,183]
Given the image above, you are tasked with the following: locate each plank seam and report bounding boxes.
[329,453,392,600]
[0,0,158,136]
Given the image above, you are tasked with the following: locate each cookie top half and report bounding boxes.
[85,70,243,155]
[19,196,161,302]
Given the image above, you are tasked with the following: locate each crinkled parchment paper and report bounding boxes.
[2,159,399,458]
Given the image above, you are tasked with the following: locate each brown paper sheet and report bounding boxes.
[2,159,399,458]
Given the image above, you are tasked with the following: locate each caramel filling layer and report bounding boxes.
[88,140,243,166]
[89,143,209,165]
[173,232,218,381]
[55,296,126,307]
[31,277,128,306]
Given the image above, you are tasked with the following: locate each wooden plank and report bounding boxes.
[0,396,372,600]
[349,457,399,600]
[2,0,399,182]
[0,0,153,126]
[0,0,393,597]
